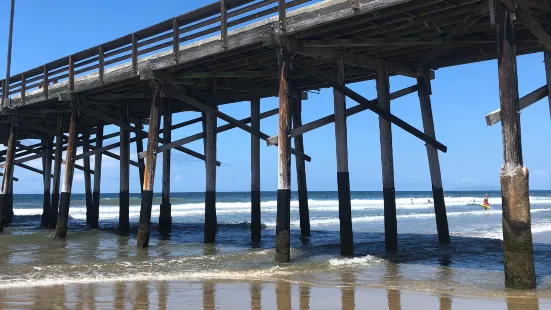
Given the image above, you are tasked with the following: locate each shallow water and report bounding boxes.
[2,191,551,308]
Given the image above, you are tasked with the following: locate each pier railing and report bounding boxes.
[0,0,312,106]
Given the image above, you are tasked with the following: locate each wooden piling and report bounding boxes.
[333,55,354,256]
[135,119,145,190]
[251,98,261,243]
[203,95,218,243]
[82,130,93,227]
[55,105,78,238]
[91,120,104,230]
[377,63,397,251]
[119,103,130,235]
[545,20,551,120]
[40,136,53,228]
[275,54,292,263]
[417,74,450,243]
[137,90,161,248]
[49,116,64,229]
[495,0,536,289]
[292,94,310,238]
[0,116,17,230]
[159,103,172,236]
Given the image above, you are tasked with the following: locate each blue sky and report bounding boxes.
[0,0,550,194]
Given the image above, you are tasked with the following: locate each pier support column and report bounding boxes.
[377,64,397,251]
[159,103,172,236]
[50,116,63,229]
[275,53,292,263]
[203,96,217,244]
[545,19,551,120]
[119,103,130,235]
[495,0,535,289]
[0,115,17,230]
[82,130,93,227]
[417,74,449,243]
[137,90,161,248]
[135,119,145,191]
[333,54,354,256]
[55,105,78,238]
[91,120,104,230]
[40,136,53,228]
[251,97,261,243]
[292,94,310,238]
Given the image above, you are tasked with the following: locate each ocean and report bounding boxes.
[1,190,551,308]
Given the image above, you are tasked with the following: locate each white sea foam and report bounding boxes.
[328,255,383,267]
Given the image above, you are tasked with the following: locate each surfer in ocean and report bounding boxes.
[481,194,491,210]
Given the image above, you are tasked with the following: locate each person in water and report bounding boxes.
[482,194,490,207]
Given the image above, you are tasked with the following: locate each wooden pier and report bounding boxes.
[1,0,550,289]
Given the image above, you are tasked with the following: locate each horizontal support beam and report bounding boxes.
[287,55,447,152]
[485,85,548,126]
[300,37,506,48]
[163,85,311,162]
[266,85,419,145]
[80,105,218,165]
[16,163,53,178]
[176,71,279,79]
[152,107,279,155]
[0,172,18,182]
[15,142,96,174]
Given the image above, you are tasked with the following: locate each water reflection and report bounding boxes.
[437,256,453,310]
[299,284,310,310]
[203,281,215,310]
[341,271,355,310]
[506,294,540,310]
[386,263,401,310]
[276,281,291,310]
[157,281,168,310]
[250,282,261,310]
[134,281,149,309]
[114,282,125,309]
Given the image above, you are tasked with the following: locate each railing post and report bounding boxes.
[278,0,287,33]
[68,56,74,92]
[98,45,105,84]
[172,18,180,63]
[43,65,49,99]
[20,73,25,104]
[132,34,138,74]
[220,0,228,49]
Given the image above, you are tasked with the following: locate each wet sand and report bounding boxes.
[0,280,547,309]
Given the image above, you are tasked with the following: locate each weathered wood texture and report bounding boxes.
[417,73,450,244]
[82,131,93,227]
[40,136,53,228]
[495,0,535,290]
[137,91,162,248]
[485,85,548,126]
[545,19,551,124]
[50,117,64,229]
[0,117,17,229]
[55,106,78,238]
[119,103,130,235]
[333,55,353,256]
[135,119,145,190]
[90,120,104,230]
[250,98,261,243]
[292,95,310,238]
[159,103,172,236]
[203,94,217,244]
[275,52,292,263]
[377,63,397,251]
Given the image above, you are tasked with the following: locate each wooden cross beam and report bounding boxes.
[0,172,17,182]
[79,106,220,166]
[485,85,548,126]
[146,108,280,157]
[419,0,490,67]
[287,55,447,152]
[263,35,431,79]
[15,142,96,174]
[300,37,503,48]
[510,1,551,52]
[162,85,312,162]
[175,71,279,79]
[266,85,419,145]
[16,162,53,178]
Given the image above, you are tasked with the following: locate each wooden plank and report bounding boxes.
[292,94,310,238]
[275,51,291,263]
[163,86,311,162]
[137,90,161,248]
[288,56,448,152]
[485,85,548,126]
[250,97,261,243]
[496,0,536,289]
[54,105,78,238]
[420,0,490,66]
